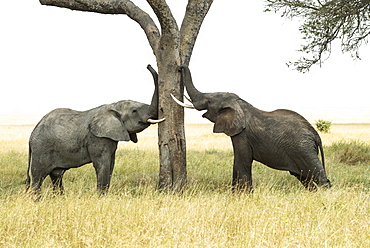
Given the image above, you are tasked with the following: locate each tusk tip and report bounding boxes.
[147,118,166,124]
[170,94,195,109]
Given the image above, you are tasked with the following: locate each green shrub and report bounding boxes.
[328,140,370,165]
[315,119,332,133]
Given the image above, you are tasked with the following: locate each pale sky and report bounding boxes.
[1,1,369,123]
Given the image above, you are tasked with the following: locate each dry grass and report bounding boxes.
[1,189,368,247]
[0,122,369,247]
[320,123,370,145]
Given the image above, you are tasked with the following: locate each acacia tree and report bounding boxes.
[265,0,370,72]
[39,0,214,191]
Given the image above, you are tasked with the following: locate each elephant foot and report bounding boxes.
[231,181,253,193]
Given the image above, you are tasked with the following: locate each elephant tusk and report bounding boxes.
[170,94,195,109]
[184,94,192,103]
[147,118,166,124]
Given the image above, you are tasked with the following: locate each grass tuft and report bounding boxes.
[327,140,370,165]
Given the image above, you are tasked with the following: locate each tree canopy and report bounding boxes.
[265,0,370,72]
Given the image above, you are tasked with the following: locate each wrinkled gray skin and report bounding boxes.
[26,65,161,194]
[179,65,331,192]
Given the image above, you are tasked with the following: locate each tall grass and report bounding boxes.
[327,140,370,165]
[1,187,368,247]
[0,124,369,247]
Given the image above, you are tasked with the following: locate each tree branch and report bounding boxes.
[265,0,370,72]
[39,0,160,55]
[180,0,214,65]
[146,0,181,66]
[147,0,179,34]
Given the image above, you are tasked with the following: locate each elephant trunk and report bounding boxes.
[179,65,206,110]
[147,64,159,120]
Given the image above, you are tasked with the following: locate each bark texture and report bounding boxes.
[39,0,214,191]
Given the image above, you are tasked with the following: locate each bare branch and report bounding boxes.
[146,0,181,62]
[147,0,179,35]
[180,0,214,65]
[40,0,160,55]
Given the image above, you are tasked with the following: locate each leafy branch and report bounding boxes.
[265,0,370,72]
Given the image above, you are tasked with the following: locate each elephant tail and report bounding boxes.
[318,142,325,169]
[25,146,31,192]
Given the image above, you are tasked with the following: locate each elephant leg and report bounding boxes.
[90,141,118,195]
[307,166,331,190]
[232,163,253,192]
[231,132,253,192]
[302,178,318,191]
[30,172,47,197]
[289,171,318,191]
[29,160,49,195]
[289,154,331,190]
[93,156,115,195]
[312,167,331,189]
[109,152,116,179]
[50,168,66,194]
[93,162,110,194]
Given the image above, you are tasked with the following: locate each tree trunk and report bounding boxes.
[156,61,187,191]
[149,0,187,191]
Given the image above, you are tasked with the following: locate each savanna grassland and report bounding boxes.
[0,122,369,247]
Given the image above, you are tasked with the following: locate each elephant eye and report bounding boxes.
[132,109,138,113]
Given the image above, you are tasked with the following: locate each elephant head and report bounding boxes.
[90,65,164,143]
[174,65,246,137]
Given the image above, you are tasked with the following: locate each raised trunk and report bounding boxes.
[180,65,205,110]
[146,64,159,119]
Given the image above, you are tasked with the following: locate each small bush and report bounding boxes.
[315,119,332,133]
[328,140,370,165]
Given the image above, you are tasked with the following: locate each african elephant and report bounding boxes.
[26,65,164,194]
[173,65,331,192]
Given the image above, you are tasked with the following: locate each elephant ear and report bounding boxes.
[213,102,246,137]
[90,109,130,142]
[129,133,138,143]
